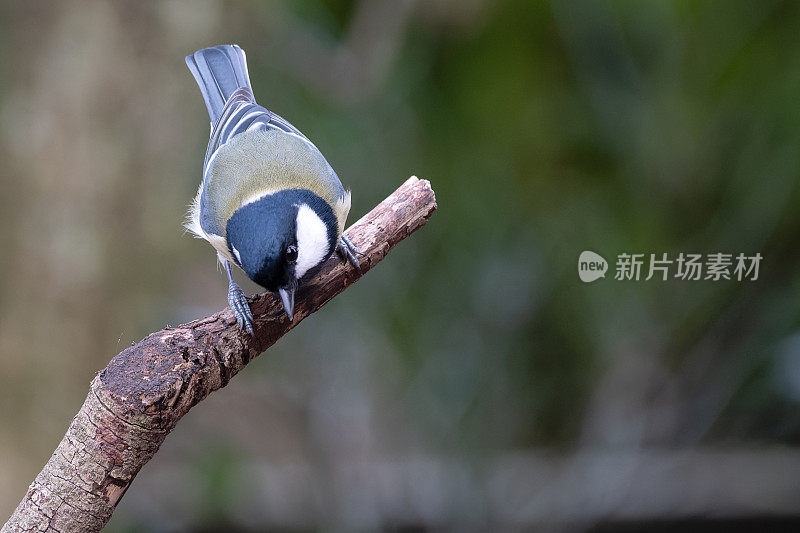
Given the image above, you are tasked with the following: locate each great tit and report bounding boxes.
[184,44,361,335]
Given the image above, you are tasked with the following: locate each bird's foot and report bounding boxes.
[228,281,255,337]
[337,235,365,272]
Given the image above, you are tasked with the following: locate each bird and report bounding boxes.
[184,44,362,336]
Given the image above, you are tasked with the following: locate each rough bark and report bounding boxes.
[2,176,437,533]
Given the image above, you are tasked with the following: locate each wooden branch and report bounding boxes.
[2,177,437,533]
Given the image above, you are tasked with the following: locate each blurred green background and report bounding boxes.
[2,0,800,530]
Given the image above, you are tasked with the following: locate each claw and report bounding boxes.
[341,235,366,256]
[227,281,255,337]
[223,259,255,338]
[337,235,364,272]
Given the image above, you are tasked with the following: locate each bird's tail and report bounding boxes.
[185,45,252,124]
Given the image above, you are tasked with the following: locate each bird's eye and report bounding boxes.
[286,245,298,262]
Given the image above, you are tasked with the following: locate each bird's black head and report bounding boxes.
[226,189,338,319]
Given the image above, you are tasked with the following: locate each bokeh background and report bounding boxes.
[2,0,800,530]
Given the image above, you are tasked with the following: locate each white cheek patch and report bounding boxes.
[295,203,329,279]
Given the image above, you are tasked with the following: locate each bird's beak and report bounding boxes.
[278,287,295,320]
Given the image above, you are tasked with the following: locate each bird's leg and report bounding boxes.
[224,260,255,337]
[337,235,365,271]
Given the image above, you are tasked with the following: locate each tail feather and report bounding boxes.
[186,45,252,124]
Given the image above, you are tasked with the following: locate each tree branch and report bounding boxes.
[2,177,437,533]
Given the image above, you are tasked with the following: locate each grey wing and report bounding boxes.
[203,92,323,180]
[268,112,315,146]
[202,87,269,175]
[199,88,272,237]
